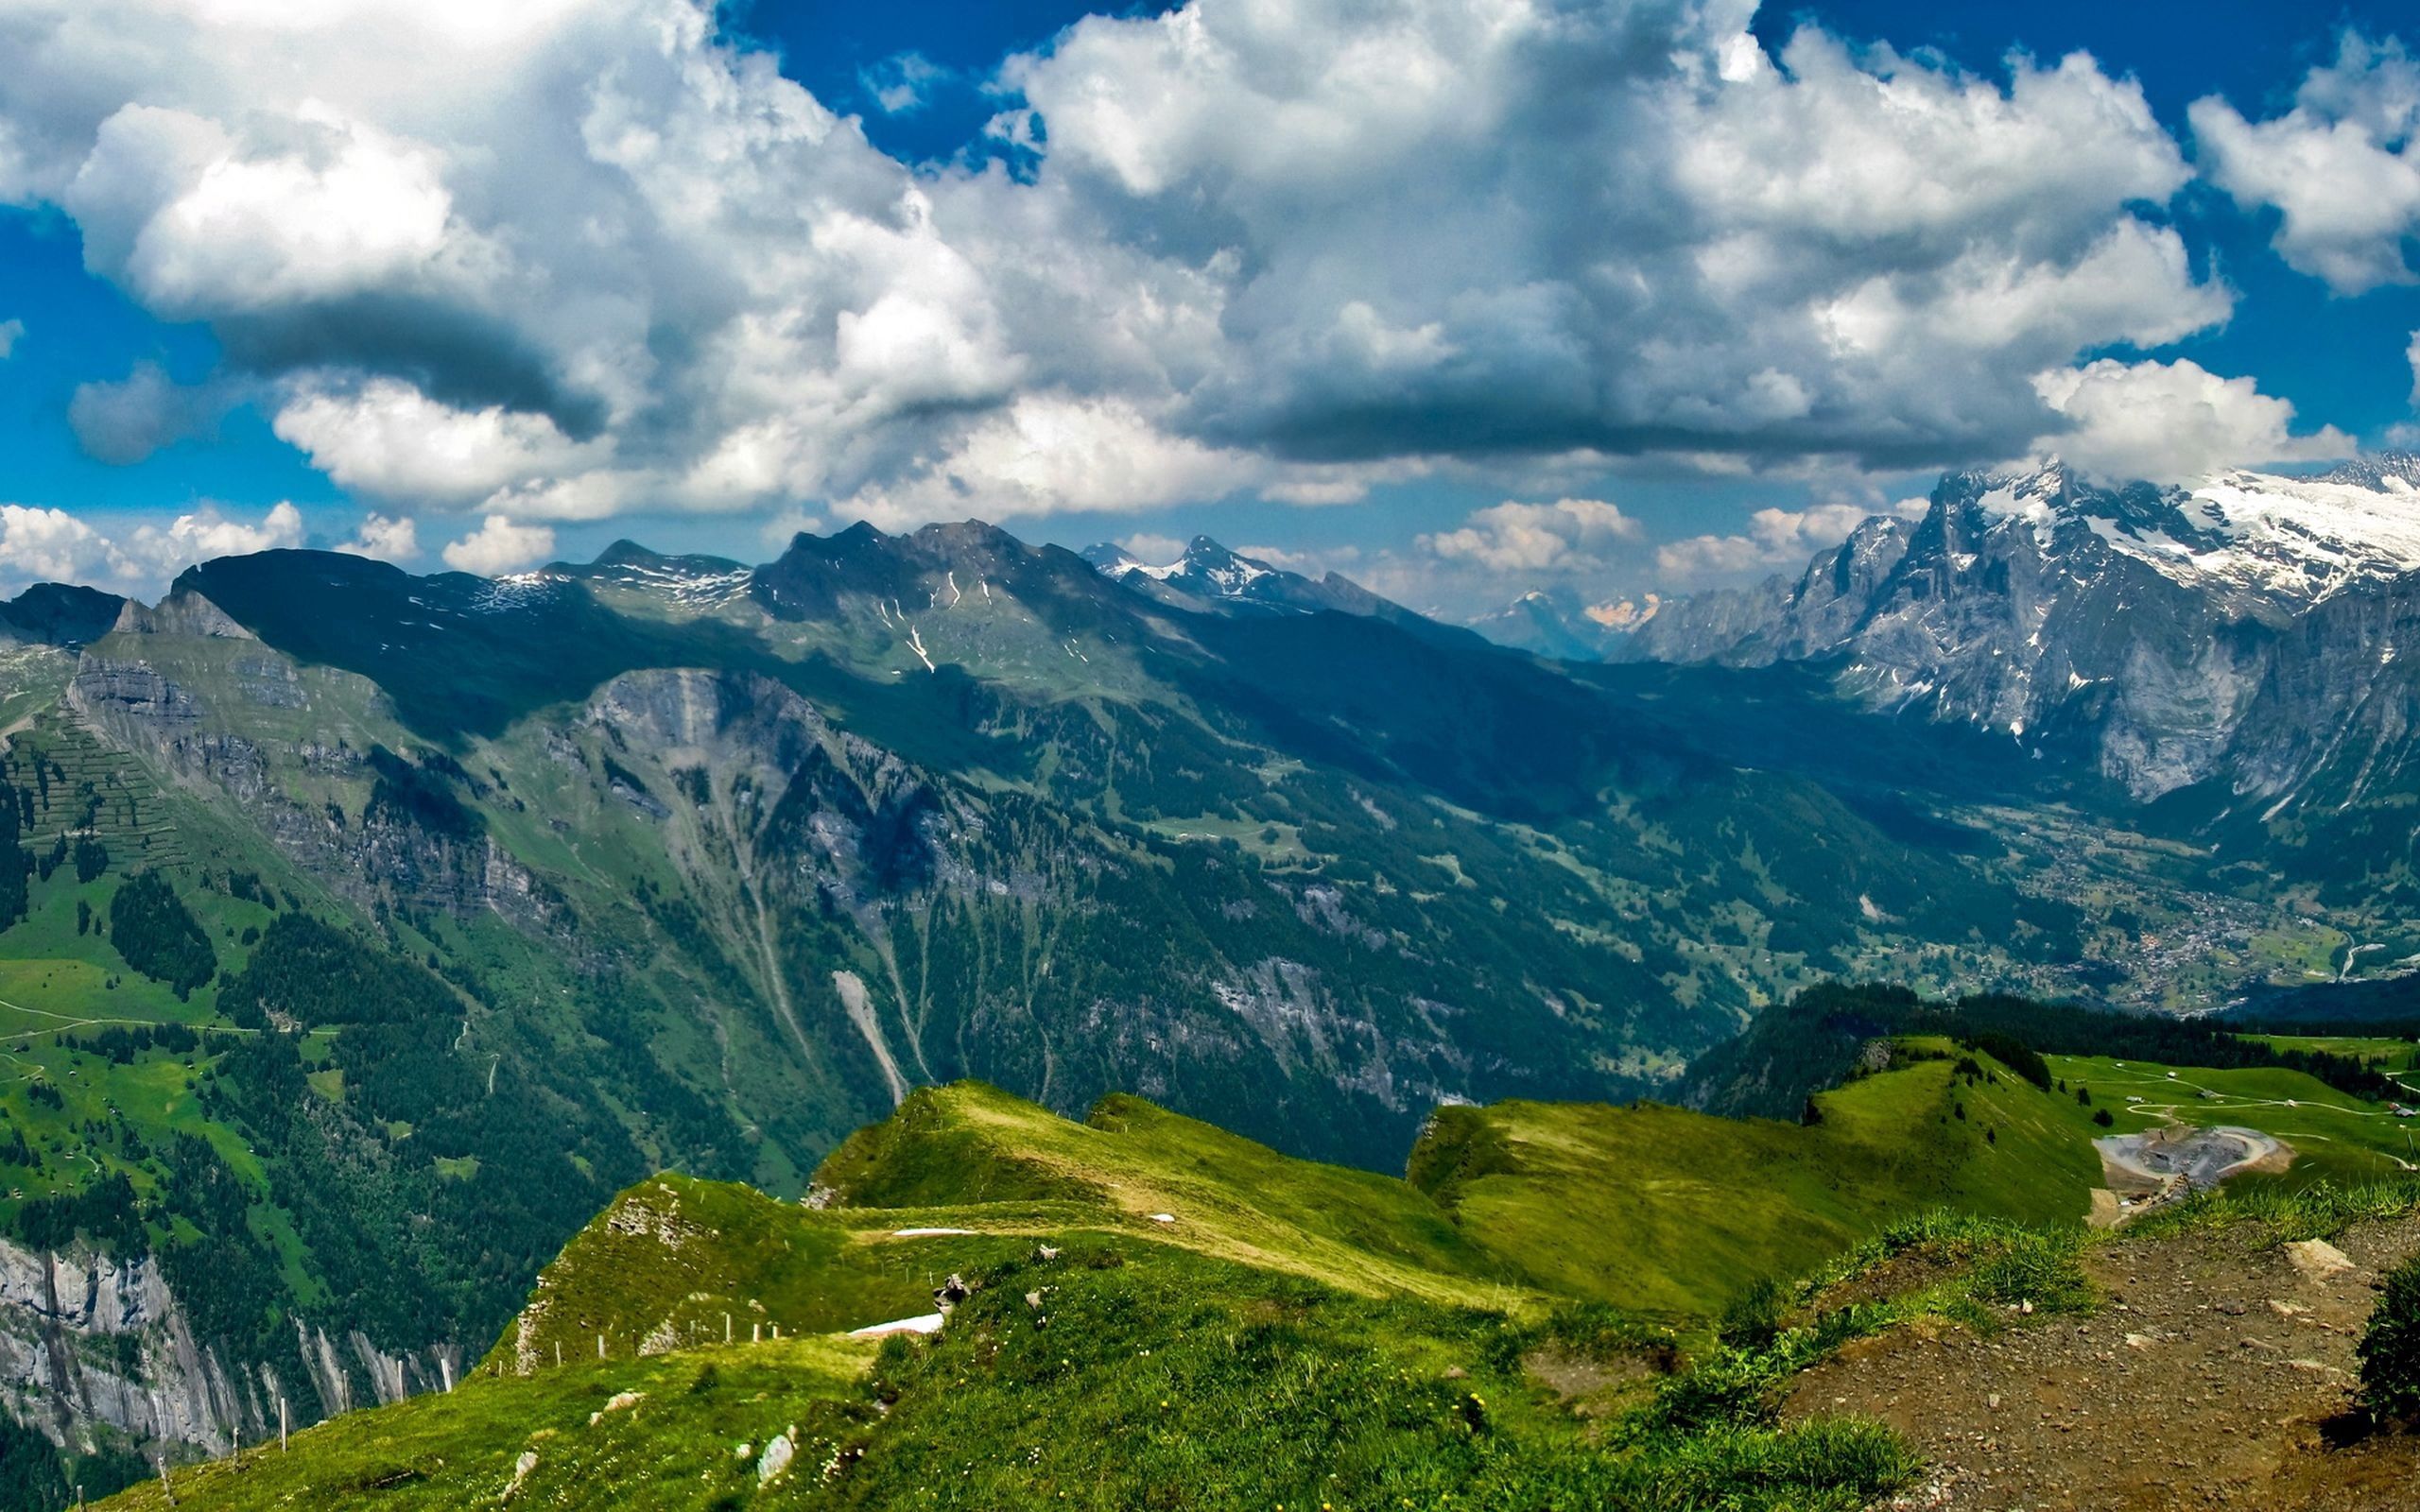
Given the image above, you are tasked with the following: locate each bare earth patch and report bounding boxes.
[1784,1215,2420,1509]
[1520,1345,1662,1417]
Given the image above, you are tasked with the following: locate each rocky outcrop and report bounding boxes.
[583,667,971,919]
[69,622,561,929]
[69,660,202,734]
[0,1239,264,1458]
[0,1236,463,1461]
[107,591,257,642]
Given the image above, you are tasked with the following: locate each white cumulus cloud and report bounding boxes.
[0,0,2270,535]
[1420,499,1643,574]
[2193,34,2420,295]
[441,514,556,576]
[0,500,310,594]
[0,505,126,588]
[337,511,419,562]
[122,502,306,576]
[0,318,21,359]
[2030,359,2353,484]
[995,2,2221,476]
[272,379,606,507]
[1113,533,1187,565]
[1656,498,1924,580]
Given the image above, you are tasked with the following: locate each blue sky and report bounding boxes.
[0,0,2415,615]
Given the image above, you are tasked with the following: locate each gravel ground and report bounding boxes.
[1784,1216,2420,1510]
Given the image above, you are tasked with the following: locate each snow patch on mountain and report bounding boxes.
[1085,537,1282,602]
[2121,467,2420,605]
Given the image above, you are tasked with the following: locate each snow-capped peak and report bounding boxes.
[1950,457,2420,610]
[2111,468,2420,607]
[1084,537,1276,597]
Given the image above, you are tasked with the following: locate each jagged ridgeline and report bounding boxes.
[0,517,2209,1486]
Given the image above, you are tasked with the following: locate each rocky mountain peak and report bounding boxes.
[1083,535,1271,593]
[566,541,754,608]
[1572,455,2420,806]
[2317,451,2420,490]
[1082,535,1289,602]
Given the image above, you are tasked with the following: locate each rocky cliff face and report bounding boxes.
[0,1238,450,1462]
[69,596,561,930]
[1601,459,2420,805]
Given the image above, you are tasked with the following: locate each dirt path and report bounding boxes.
[1785,1216,2420,1510]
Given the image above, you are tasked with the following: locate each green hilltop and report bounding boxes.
[83,1032,2311,1511]
[1409,1041,2104,1315]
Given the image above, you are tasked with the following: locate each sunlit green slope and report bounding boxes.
[1409,1044,2102,1314]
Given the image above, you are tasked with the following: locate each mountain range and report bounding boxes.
[4,460,2420,1480]
[1483,455,2420,915]
[0,506,2097,1471]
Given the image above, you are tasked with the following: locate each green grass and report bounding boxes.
[95,1070,2230,1512]
[2238,1033,2419,1071]
[815,1082,1530,1309]
[1409,1047,2102,1315]
[477,1175,1045,1375]
[0,1025,259,1205]
[1800,1210,2097,1325]
[94,1337,877,1512]
[2045,1052,2420,1183]
[103,1228,1925,1512]
[823,1237,1913,1512]
[2126,1173,2420,1244]
[0,954,204,1030]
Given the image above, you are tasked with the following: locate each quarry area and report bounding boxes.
[2089,1125,2292,1225]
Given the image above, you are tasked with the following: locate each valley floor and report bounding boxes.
[1789,1213,2420,1509]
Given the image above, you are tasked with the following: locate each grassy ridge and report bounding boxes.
[1685,982,2406,1122]
[1409,1047,2100,1315]
[817,1082,1528,1307]
[102,1230,1917,1512]
[479,1175,1047,1375]
[89,1055,2238,1512]
[483,1082,1536,1400]
[2238,1033,2418,1071]
[511,1067,2118,1389]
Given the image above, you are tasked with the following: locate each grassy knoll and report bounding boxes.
[1409,1046,2102,1315]
[478,1175,1046,1374]
[815,1081,1529,1308]
[2046,1052,2420,1182]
